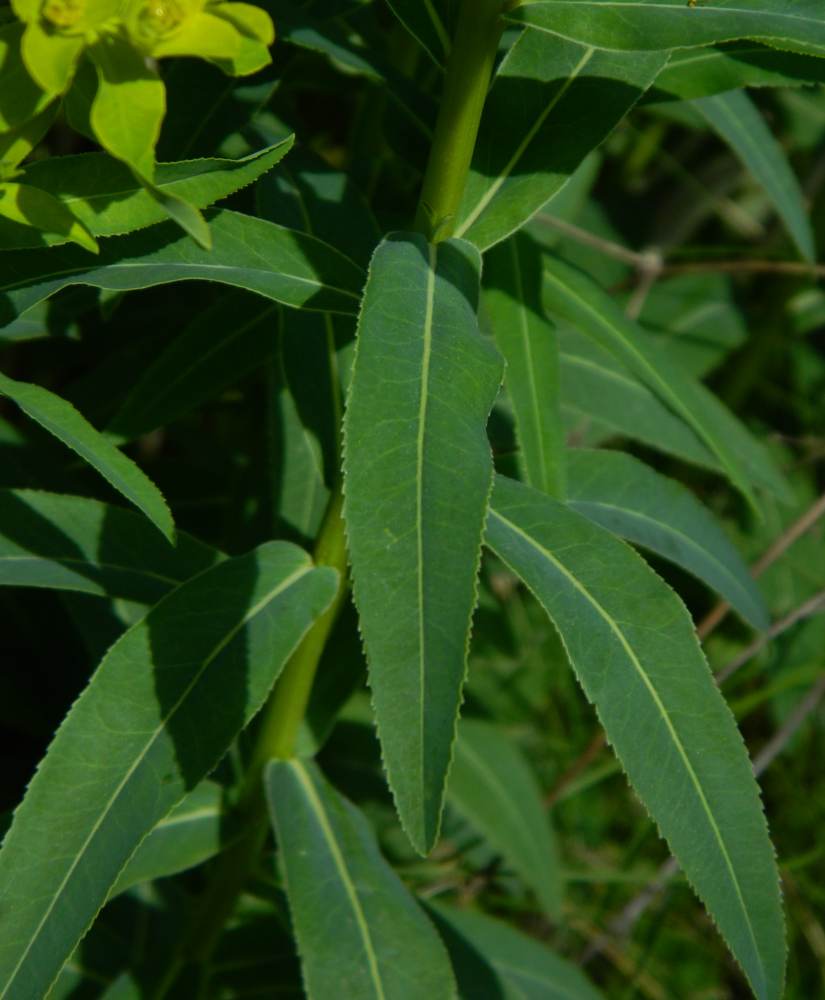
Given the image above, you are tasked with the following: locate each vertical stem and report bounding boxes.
[413,0,504,241]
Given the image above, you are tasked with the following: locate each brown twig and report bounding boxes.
[696,491,825,640]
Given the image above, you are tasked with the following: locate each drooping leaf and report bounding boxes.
[485,475,785,1000]
[448,718,562,919]
[694,89,815,262]
[109,290,280,439]
[343,232,504,854]
[265,757,458,1000]
[109,781,238,898]
[485,233,566,499]
[454,30,667,250]
[0,209,367,330]
[0,371,176,541]
[0,489,220,602]
[566,449,769,630]
[429,903,607,1000]
[542,254,791,507]
[644,42,825,104]
[509,0,825,57]
[0,542,339,1000]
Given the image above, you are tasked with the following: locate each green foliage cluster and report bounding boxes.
[0,1,824,1000]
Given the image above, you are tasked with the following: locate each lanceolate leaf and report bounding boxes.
[109,781,237,898]
[383,0,456,68]
[0,209,367,330]
[266,758,457,1000]
[644,42,825,104]
[343,233,504,854]
[695,90,815,263]
[0,542,339,1000]
[0,141,294,250]
[0,490,220,602]
[485,233,566,499]
[509,0,825,56]
[542,254,791,508]
[485,475,785,1000]
[430,903,607,1000]
[566,449,769,630]
[0,372,175,541]
[448,719,562,919]
[455,30,667,250]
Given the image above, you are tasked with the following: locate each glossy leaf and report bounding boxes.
[448,718,562,919]
[0,489,220,602]
[485,233,566,499]
[695,89,815,262]
[430,903,606,1000]
[109,781,237,898]
[455,30,667,250]
[644,42,825,104]
[0,542,339,1000]
[265,757,457,1000]
[0,209,367,330]
[485,474,785,1000]
[109,290,280,439]
[343,232,503,854]
[566,449,769,630]
[0,371,175,542]
[543,254,791,508]
[509,0,825,56]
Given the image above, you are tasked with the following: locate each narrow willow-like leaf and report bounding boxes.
[430,903,606,1000]
[109,291,279,439]
[644,42,825,104]
[0,542,338,1000]
[566,449,769,631]
[383,0,456,68]
[543,254,791,509]
[455,30,667,250]
[266,757,457,1000]
[448,718,562,919]
[0,372,175,541]
[343,233,504,854]
[509,1,825,56]
[485,475,785,1000]
[0,209,366,330]
[109,781,236,898]
[0,490,220,602]
[695,90,815,263]
[485,233,566,499]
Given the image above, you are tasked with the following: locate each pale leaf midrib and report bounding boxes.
[0,553,183,587]
[416,246,437,824]
[0,561,314,999]
[519,0,817,29]
[487,506,765,991]
[455,48,595,238]
[511,238,547,492]
[289,760,386,1000]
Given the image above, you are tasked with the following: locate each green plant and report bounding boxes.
[0,1,824,999]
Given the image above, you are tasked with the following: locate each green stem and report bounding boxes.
[177,484,350,968]
[413,0,504,241]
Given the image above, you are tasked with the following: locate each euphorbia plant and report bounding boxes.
[0,0,823,998]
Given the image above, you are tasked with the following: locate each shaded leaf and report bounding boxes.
[0,489,220,602]
[0,209,367,330]
[455,30,667,249]
[448,718,562,919]
[0,183,97,254]
[485,474,785,1000]
[695,89,815,262]
[0,542,339,1000]
[384,0,456,67]
[485,233,566,499]
[430,903,606,1000]
[0,372,175,541]
[566,449,769,630]
[343,232,503,854]
[543,253,791,507]
[265,757,457,1000]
